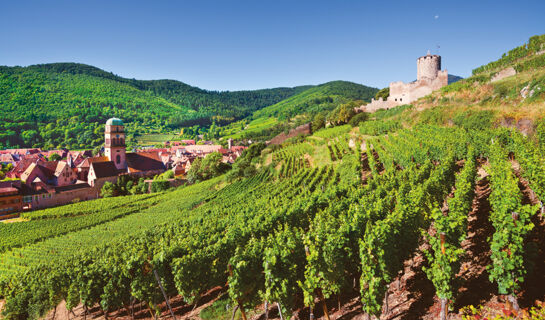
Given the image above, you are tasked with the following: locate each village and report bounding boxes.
[0,118,246,219]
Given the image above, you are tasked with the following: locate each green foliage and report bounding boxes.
[1,123,544,320]
[150,180,171,193]
[360,152,457,316]
[372,104,412,120]
[348,112,369,127]
[228,237,266,308]
[263,226,305,318]
[486,141,538,295]
[227,143,266,181]
[423,150,476,300]
[472,34,545,75]
[100,182,115,198]
[359,119,400,135]
[311,112,327,131]
[313,125,352,139]
[327,100,361,126]
[453,110,495,131]
[515,52,545,73]
[374,87,389,100]
[1,194,160,253]
[48,153,62,161]
[417,105,449,126]
[100,175,148,197]
[0,63,308,149]
[187,152,230,183]
[253,81,377,121]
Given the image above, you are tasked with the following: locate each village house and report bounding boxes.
[87,161,119,188]
[76,156,109,181]
[0,181,23,220]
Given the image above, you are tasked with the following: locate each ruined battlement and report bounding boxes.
[417,52,441,81]
[357,52,448,113]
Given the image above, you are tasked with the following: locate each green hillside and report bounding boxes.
[2,35,545,320]
[362,35,545,133]
[253,80,377,120]
[221,81,378,140]
[0,63,309,149]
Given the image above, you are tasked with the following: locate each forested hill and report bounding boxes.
[0,63,311,149]
[253,80,378,120]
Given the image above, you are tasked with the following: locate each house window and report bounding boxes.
[23,196,32,203]
[34,195,38,201]
[116,155,121,164]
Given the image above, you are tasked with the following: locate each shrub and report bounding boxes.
[374,87,390,100]
[348,112,369,127]
[359,120,400,135]
[453,110,494,131]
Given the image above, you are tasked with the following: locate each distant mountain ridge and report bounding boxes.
[0,63,316,149]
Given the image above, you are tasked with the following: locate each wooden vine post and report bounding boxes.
[228,264,248,320]
[437,230,447,320]
[439,298,448,320]
[506,211,521,312]
[317,289,331,320]
[153,269,177,320]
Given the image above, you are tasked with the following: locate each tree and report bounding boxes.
[374,87,390,100]
[348,112,368,127]
[21,130,39,146]
[163,170,175,179]
[327,100,362,126]
[49,153,62,161]
[100,182,115,197]
[312,112,326,132]
[200,152,229,180]
[187,152,230,183]
[187,158,203,184]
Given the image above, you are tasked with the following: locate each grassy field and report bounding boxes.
[223,117,279,139]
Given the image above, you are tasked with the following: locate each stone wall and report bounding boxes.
[30,186,100,210]
[491,67,516,82]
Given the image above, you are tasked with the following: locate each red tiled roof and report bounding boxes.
[0,187,18,194]
[126,152,165,173]
[77,156,109,168]
[90,161,119,178]
[54,183,91,192]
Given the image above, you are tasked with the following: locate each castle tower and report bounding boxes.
[417,51,441,81]
[104,118,126,170]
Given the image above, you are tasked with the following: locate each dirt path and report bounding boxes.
[452,173,496,313]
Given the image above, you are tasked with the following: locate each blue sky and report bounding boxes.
[1,0,544,91]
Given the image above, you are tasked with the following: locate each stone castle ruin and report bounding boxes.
[359,51,448,112]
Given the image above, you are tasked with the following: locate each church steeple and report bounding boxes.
[104,118,126,170]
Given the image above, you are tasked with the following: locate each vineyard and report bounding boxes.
[0,123,544,320]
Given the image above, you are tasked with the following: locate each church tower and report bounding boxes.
[105,118,126,170]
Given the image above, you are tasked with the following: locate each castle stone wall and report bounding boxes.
[358,53,448,113]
